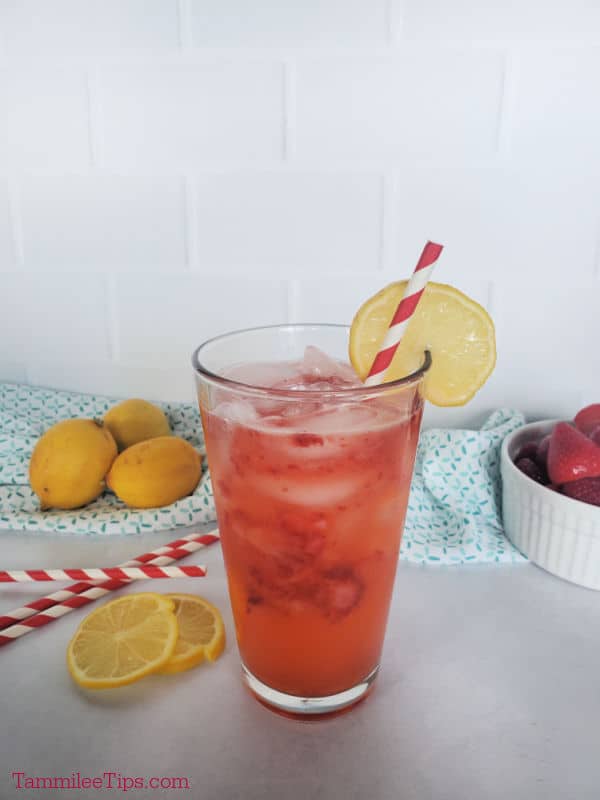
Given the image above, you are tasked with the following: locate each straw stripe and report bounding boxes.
[0,565,207,582]
[388,263,436,325]
[364,241,443,387]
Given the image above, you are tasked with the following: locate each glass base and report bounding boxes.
[241,663,379,719]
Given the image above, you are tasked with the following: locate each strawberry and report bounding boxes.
[547,422,600,484]
[574,404,600,436]
[561,477,600,507]
[313,566,363,620]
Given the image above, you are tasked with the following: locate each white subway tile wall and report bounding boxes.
[97,63,285,168]
[401,0,600,41]
[512,49,600,167]
[393,167,600,280]
[114,275,288,368]
[1,272,111,360]
[188,0,390,47]
[294,51,505,164]
[0,1,180,56]
[194,172,382,274]
[1,68,90,171]
[491,282,592,419]
[18,176,187,268]
[0,1,598,425]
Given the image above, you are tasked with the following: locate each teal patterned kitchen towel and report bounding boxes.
[0,383,215,535]
[0,383,526,564]
[403,408,527,564]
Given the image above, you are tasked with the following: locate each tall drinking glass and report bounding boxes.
[192,325,429,717]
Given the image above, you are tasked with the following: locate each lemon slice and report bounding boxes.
[67,593,178,689]
[158,594,225,675]
[349,281,496,406]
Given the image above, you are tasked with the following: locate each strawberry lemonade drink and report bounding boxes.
[193,325,430,716]
[193,264,496,717]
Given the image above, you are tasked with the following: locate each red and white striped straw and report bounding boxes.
[0,529,219,631]
[0,564,207,583]
[0,530,219,646]
[364,241,443,386]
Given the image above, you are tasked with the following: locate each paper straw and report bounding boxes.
[0,564,207,582]
[0,530,219,647]
[364,241,443,386]
[0,529,219,631]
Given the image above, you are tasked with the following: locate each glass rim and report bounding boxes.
[191,324,431,399]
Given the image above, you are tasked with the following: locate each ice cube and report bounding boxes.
[301,346,360,385]
[248,472,364,506]
[225,361,299,388]
[293,403,380,434]
[225,349,359,392]
[214,400,258,424]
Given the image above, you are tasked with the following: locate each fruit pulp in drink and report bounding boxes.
[200,348,423,698]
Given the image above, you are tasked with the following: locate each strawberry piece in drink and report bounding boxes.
[313,566,363,620]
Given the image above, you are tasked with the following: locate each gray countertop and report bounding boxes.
[0,524,598,800]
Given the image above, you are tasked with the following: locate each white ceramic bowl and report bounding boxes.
[501,420,600,590]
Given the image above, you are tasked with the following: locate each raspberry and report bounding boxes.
[515,457,545,484]
[515,442,539,462]
[536,434,551,469]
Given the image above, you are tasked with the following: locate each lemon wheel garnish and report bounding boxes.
[66,593,178,689]
[349,281,496,406]
[158,594,226,675]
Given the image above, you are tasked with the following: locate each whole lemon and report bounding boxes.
[103,398,171,452]
[29,419,118,510]
[106,436,201,509]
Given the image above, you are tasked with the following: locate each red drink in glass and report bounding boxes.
[193,326,428,716]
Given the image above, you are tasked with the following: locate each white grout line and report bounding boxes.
[7,180,25,267]
[84,70,95,168]
[593,214,600,281]
[286,279,300,323]
[184,176,199,270]
[282,61,296,162]
[387,0,404,47]
[86,66,104,168]
[496,48,518,161]
[379,172,394,272]
[177,0,193,51]
[106,274,120,362]
[486,280,496,315]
